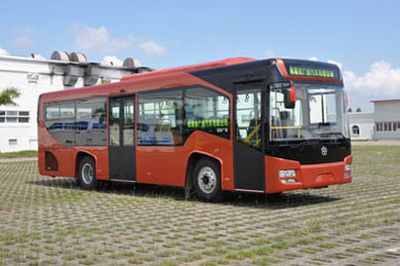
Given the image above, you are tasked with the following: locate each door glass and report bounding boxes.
[109,100,120,146]
[123,97,134,146]
[236,88,262,149]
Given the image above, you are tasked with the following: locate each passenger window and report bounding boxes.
[45,101,76,145]
[76,97,107,146]
[185,87,230,139]
[138,90,183,145]
[137,86,230,146]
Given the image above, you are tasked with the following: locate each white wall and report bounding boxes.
[373,101,400,140]
[374,101,400,122]
[348,112,375,140]
[0,58,55,152]
[0,55,134,152]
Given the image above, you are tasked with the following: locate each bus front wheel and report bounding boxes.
[77,156,100,190]
[193,158,223,202]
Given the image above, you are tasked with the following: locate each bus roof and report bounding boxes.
[39,57,256,101]
[39,57,343,102]
[120,57,255,82]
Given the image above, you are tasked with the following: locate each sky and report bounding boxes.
[1,0,400,111]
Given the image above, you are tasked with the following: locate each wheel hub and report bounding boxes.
[81,163,94,185]
[197,166,217,194]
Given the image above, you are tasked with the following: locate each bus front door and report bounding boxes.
[233,84,265,192]
[108,96,136,181]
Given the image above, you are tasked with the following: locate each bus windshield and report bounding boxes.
[270,83,349,142]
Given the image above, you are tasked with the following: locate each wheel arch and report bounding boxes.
[184,151,222,197]
[75,150,98,178]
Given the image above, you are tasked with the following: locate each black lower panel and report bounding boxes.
[234,143,265,191]
[109,145,135,180]
[266,139,351,165]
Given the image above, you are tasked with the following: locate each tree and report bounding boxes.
[347,107,352,112]
[0,87,20,106]
[356,107,362,112]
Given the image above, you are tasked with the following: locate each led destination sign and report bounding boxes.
[288,66,336,78]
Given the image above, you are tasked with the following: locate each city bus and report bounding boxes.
[38,57,352,201]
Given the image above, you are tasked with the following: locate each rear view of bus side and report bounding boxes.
[38,57,352,201]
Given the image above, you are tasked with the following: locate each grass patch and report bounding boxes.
[0,150,37,158]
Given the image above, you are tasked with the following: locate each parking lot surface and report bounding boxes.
[0,146,399,265]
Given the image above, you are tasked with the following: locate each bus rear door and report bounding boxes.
[108,95,136,181]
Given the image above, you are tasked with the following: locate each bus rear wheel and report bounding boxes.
[77,156,100,190]
[193,158,223,202]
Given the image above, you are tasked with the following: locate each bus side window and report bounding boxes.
[184,87,230,140]
[138,90,183,146]
[76,97,107,146]
[45,101,76,145]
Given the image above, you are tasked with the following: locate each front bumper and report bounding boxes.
[265,155,353,193]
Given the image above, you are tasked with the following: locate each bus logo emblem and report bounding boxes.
[321,146,328,156]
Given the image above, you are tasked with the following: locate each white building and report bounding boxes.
[0,52,146,152]
[348,112,375,140]
[372,99,400,140]
[348,99,400,141]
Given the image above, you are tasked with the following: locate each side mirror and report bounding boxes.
[283,86,296,109]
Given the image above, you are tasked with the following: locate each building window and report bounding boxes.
[8,139,17,145]
[0,111,30,123]
[352,125,360,136]
[376,123,381,132]
[377,122,400,132]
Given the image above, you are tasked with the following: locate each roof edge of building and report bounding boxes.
[0,54,135,71]
[371,98,400,103]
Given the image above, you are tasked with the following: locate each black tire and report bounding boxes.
[193,158,223,202]
[77,156,100,190]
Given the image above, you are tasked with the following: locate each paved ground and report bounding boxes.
[0,146,399,265]
[0,157,37,163]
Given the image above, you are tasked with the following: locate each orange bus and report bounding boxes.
[38,57,352,201]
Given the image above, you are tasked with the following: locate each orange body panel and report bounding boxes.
[38,130,234,190]
[265,155,352,193]
[136,131,234,190]
[38,68,237,188]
